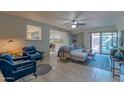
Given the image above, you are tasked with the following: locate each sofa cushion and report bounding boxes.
[28,50,36,54]
[30,52,42,60]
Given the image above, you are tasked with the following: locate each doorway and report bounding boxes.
[91,32,117,54]
[49,30,68,55]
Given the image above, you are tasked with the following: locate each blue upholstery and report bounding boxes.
[0,54,37,82]
[0,54,13,63]
[23,46,43,61]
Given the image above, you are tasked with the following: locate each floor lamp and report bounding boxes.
[0,40,14,53]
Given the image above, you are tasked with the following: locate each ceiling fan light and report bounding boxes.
[72,25,76,28]
[74,21,77,25]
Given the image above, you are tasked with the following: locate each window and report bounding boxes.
[27,25,42,40]
[91,32,118,54]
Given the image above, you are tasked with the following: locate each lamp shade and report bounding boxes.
[8,40,14,42]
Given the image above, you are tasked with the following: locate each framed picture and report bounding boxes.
[27,25,42,40]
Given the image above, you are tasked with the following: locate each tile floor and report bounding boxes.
[0,52,123,82]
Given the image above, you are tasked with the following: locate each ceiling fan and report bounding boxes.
[59,12,87,28]
[71,20,86,28]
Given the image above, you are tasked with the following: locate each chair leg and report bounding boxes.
[40,59,42,64]
[34,72,37,78]
[119,64,122,82]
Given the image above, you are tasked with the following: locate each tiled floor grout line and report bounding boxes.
[52,68,75,81]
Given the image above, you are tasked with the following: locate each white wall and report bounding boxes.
[76,33,84,47]
[116,15,124,48]
[116,15,124,31]
[0,13,70,56]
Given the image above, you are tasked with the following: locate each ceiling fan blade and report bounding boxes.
[62,22,72,26]
[77,23,86,25]
[65,24,72,27]
[77,17,94,21]
[57,18,72,21]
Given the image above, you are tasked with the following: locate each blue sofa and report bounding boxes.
[0,54,37,82]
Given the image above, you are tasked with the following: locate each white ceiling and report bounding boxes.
[3,11,124,31]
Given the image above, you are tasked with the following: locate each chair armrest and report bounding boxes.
[23,52,30,56]
[0,59,14,68]
[37,51,43,54]
[37,51,44,57]
[13,56,28,61]
[12,60,36,69]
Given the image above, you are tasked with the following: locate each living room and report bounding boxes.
[1,0,124,93]
[0,11,124,82]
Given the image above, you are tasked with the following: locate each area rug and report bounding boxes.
[86,54,124,74]
[34,64,52,76]
[86,54,111,71]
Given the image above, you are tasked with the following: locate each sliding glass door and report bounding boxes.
[91,33,100,53]
[91,32,117,54]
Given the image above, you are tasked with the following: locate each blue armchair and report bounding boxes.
[23,46,43,62]
[0,54,37,82]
